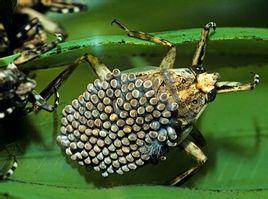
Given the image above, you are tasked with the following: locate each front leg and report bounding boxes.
[216,73,260,93]
[191,22,216,73]
[167,139,207,185]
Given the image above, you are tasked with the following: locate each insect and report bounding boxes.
[0,34,64,119]
[56,20,259,185]
[0,34,64,181]
[0,0,18,54]
[0,0,87,55]
[16,0,88,37]
[0,31,88,180]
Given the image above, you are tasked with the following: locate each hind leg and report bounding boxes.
[32,53,111,111]
[111,19,176,70]
[167,139,207,185]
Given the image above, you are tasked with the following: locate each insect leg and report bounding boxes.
[27,88,59,113]
[84,54,112,80]
[40,0,88,13]
[15,18,47,50]
[13,32,63,65]
[18,7,67,37]
[190,126,207,147]
[0,23,9,52]
[27,53,109,114]
[111,19,176,69]
[39,55,87,101]
[167,139,207,185]
[191,22,216,72]
[216,73,260,93]
[0,154,18,181]
[32,53,108,113]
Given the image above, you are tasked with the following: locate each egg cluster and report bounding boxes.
[57,69,180,177]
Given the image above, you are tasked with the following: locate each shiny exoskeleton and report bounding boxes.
[57,20,260,185]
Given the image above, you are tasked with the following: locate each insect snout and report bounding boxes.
[196,72,219,94]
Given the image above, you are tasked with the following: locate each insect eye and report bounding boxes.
[207,88,217,102]
[192,65,206,74]
[192,99,198,104]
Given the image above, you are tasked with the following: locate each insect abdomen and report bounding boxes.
[58,69,181,177]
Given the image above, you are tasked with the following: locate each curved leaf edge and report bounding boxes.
[1,27,268,67]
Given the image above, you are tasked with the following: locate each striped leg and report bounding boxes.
[111,19,176,70]
[0,156,18,181]
[39,53,111,102]
[0,23,9,53]
[216,73,260,93]
[84,54,111,80]
[26,88,59,113]
[13,32,63,65]
[167,139,207,185]
[15,18,43,42]
[32,87,60,112]
[18,7,67,37]
[14,18,47,53]
[39,55,87,101]
[191,22,216,73]
[40,0,88,13]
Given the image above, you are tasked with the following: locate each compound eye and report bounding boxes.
[192,99,198,104]
[192,65,206,74]
[207,88,217,102]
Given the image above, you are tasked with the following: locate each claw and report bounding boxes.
[204,22,216,31]
[250,73,260,89]
[111,19,128,31]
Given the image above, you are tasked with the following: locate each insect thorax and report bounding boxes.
[57,67,209,177]
[0,65,36,118]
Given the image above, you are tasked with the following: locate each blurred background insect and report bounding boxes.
[0,34,63,180]
[0,0,88,181]
[0,34,87,180]
[0,0,88,55]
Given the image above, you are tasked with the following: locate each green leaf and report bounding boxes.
[0,26,268,199]
[1,27,268,68]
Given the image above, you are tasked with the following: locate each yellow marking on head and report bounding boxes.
[196,72,219,93]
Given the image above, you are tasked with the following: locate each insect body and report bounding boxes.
[0,0,87,55]
[0,33,67,120]
[16,0,88,37]
[0,32,86,180]
[57,20,259,185]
